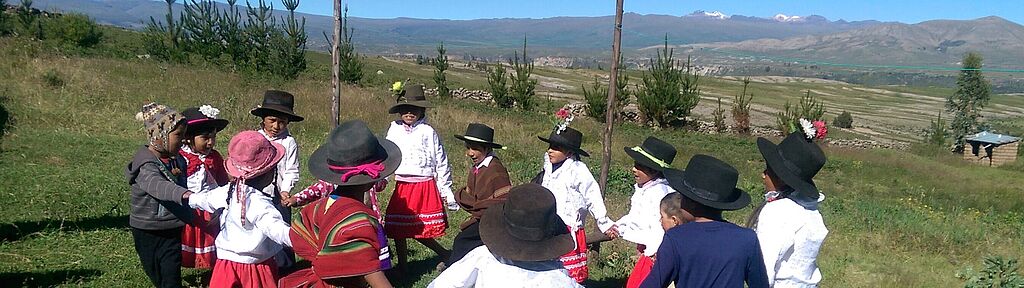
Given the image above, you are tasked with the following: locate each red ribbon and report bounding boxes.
[328,160,385,182]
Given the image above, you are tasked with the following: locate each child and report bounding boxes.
[659,192,684,231]
[533,126,614,283]
[383,84,457,267]
[445,123,513,267]
[609,136,677,288]
[178,105,230,269]
[126,102,193,288]
[429,184,583,288]
[186,131,293,287]
[251,89,304,269]
[640,155,768,288]
[278,120,399,288]
[747,128,829,287]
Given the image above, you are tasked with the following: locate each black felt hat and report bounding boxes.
[537,127,589,157]
[454,123,504,149]
[757,132,827,209]
[388,84,433,114]
[250,90,305,122]
[308,120,402,186]
[181,106,229,132]
[479,183,575,262]
[664,154,751,211]
[624,136,677,171]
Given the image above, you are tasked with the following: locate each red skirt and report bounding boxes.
[182,209,218,269]
[626,252,655,288]
[383,180,448,239]
[209,258,278,288]
[559,227,588,283]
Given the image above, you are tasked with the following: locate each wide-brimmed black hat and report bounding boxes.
[480,183,575,262]
[308,120,402,186]
[454,123,504,149]
[388,84,433,114]
[757,132,827,209]
[181,106,229,132]
[664,154,750,211]
[624,136,676,171]
[538,127,589,157]
[250,90,305,122]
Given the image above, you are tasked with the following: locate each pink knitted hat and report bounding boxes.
[225,130,286,179]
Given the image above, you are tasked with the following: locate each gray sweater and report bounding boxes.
[126,146,193,230]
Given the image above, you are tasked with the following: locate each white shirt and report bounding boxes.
[259,129,300,193]
[540,155,614,234]
[615,178,674,256]
[755,194,829,288]
[385,120,456,205]
[428,246,583,288]
[188,183,292,264]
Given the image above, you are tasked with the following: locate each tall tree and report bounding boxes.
[509,36,537,111]
[635,37,700,128]
[181,0,221,60]
[274,0,306,79]
[946,52,991,153]
[337,5,363,84]
[433,42,451,98]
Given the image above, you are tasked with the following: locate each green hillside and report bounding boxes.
[1,26,1023,288]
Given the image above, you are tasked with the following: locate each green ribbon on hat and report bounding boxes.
[631,146,670,168]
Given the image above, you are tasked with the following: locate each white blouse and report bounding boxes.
[385,120,456,205]
[540,155,614,233]
[428,246,583,288]
[755,194,829,288]
[180,146,220,194]
[188,183,292,264]
[615,178,674,256]
[259,129,300,194]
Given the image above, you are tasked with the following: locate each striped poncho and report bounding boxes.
[279,195,383,287]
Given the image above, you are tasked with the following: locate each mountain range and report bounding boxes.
[27,0,1024,69]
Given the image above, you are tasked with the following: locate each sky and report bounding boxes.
[216,0,1024,24]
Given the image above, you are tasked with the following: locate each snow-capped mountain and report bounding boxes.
[686,10,729,20]
[773,14,804,22]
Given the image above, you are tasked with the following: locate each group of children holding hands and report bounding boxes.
[127,83,829,288]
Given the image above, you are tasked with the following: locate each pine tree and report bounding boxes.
[487,64,512,109]
[143,0,185,62]
[731,77,753,134]
[219,0,246,65]
[243,0,276,73]
[182,0,221,61]
[509,36,537,111]
[271,0,306,79]
[433,42,451,98]
[946,52,991,153]
[713,97,727,133]
[337,6,363,84]
[0,0,11,36]
[582,53,630,123]
[925,112,948,145]
[636,37,700,128]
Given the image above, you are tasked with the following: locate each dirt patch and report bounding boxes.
[721,75,849,85]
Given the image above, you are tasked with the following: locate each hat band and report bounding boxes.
[187,118,211,125]
[681,177,729,203]
[328,160,385,182]
[631,146,670,168]
[502,207,547,241]
[776,149,806,179]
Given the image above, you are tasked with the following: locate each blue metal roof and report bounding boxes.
[966,131,1021,145]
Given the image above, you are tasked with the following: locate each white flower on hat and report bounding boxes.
[799,118,816,140]
[199,105,220,119]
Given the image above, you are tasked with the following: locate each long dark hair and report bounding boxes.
[745,167,792,229]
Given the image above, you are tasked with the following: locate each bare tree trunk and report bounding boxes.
[599,0,624,192]
[330,0,342,127]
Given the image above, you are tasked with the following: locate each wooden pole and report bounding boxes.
[330,0,342,127]
[599,0,624,192]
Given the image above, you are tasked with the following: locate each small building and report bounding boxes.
[963,131,1020,167]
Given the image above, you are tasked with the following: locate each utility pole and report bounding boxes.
[330,0,342,127]
[599,0,624,192]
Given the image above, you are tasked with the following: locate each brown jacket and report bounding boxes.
[455,156,512,230]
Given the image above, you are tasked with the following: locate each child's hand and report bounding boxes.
[281,195,296,207]
[605,226,620,239]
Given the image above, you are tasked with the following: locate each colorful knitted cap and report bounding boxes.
[135,102,184,142]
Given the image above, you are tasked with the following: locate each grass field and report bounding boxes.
[1,28,1024,287]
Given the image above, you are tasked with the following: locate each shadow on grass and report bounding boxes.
[0,269,103,286]
[0,214,128,242]
[386,257,443,288]
[584,277,628,288]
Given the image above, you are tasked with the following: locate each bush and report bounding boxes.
[509,37,537,111]
[42,70,64,88]
[924,112,948,145]
[636,37,700,128]
[433,42,450,99]
[732,77,753,134]
[712,97,727,133]
[834,111,853,128]
[487,64,512,109]
[44,13,103,48]
[958,256,1024,288]
[582,77,630,123]
[0,0,12,36]
[777,90,826,134]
